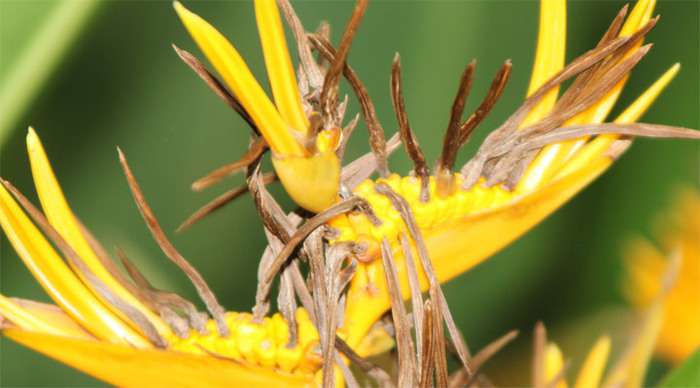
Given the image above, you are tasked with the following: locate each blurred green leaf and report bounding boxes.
[0,0,100,145]
[658,350,700,387]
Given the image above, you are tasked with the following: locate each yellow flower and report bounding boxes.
[174,0,342,213]
[337,0,700,348]
[532,248,677,388]
[2,0,699,386]
[623,189,700,364]
[0,129,322,387]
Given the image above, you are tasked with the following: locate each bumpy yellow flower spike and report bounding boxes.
[174,0,341,213]
[2,0,700,386]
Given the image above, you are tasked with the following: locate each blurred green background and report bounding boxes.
[0,0,697,386]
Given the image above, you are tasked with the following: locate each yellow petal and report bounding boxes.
[0,183,150,347]
[3,328,312,388]
[0,296,91,339]
[522,0,566,127]
[602,300,665,388]
[518,0,656,191]
[344,154,612,346]
[545,343,568,388]
[556,63,679,178]
[26,128,171,337]
[271,151,340,213]
[255,0,309,134]
[174,1,305,157]
[573,336,611,388]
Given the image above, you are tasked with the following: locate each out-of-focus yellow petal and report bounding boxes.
[26,128,170,337]
[0,297,92,340]
[573,336,611,388]
[344,154,612,346]
[545,343,568,388]
[623,190,700,364]
[255,0,309,134]
[174,1,305,157]
[0,184,149,347]
[557,63,679,178]
[602,297,665,388]
[271,151,340,213]
[3,328,312,388]
[522,0,566,127]
[519,0,657,192]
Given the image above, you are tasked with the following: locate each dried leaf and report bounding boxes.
[391,53,429,201]
[118,149,229,336]
[191,137,267,192]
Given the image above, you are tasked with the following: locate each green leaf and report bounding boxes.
[659,349,700,387]
[0,0,100,146]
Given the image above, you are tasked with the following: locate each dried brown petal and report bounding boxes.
[118,149,229,336]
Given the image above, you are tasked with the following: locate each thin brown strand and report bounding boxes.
[76,220,149,305]
[380,238,418,388]
[374,183,472,373]
[461,18,658,188]
[2,180,168,347]
[439,60,477,176]
[334,351,361,388]
[261,197,365,295]
[431,290,449,388]
[509,122,700,155]
[117,149,229,336]
[419,300,436,388]
[277,0,324,90]
[551,5,628,114]
[310,33,389,177]
[400,233,425,371]
[277,268,298,347]
[533,321,547,388]
[336,113,360,159]
[391,53,430,201]
[485,44,656,187]
[458,60,512,146]
[320,0,368,124]
[340,133,400,191]
[172,44,257,132]
[247,161,293,245]
[457,330,519,388]
[336,337,395,388]
[191,137,267,192]
[177,172,277,233]
[116,248,207,336]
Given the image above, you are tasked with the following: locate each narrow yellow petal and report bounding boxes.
[255,0,309,134]
[602,299,665,388]
[0,296,92,340]
[26,128,171,337]
[556,63,679,178]
[344,154,612,346]
[519,0,656,191]
[4,329,312,388]
[0,184,150,347]
[573,336,611,388]
[174,1,305,156]
[545,343,568,388]
[616,63,679,124]
[522,0,566,127]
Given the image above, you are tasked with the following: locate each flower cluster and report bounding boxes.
[1,0,698,386]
